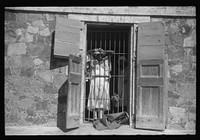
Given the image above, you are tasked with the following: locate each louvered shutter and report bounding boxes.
[54,16,84,57]
[135,21,167,131]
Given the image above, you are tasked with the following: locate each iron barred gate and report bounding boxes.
[84,25,130,122]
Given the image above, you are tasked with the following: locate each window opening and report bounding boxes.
[84,25,130,122]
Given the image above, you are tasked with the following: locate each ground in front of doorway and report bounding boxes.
[5,123,195,135]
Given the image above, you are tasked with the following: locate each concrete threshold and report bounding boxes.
[5,123,196,135]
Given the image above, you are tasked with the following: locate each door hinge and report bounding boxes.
[135,27,138,33]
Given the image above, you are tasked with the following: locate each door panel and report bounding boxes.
[66,55,82,129]
[54,16,84,57]
[135,21,166,131]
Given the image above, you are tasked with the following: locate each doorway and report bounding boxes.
[84,23,132,122]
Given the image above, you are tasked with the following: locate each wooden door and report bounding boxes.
[135,21,167,131]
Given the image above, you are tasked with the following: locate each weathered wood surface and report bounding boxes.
[54,16,83,57]
[5,7,195,17]
[136,21,166,131]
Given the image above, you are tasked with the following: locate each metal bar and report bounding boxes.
[118,31,122,112]
[115,32,119,112]
[122,32,125,112]
[129,25,134,128]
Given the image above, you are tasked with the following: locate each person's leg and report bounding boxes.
[99,109,103,119]
[93,109,97,120]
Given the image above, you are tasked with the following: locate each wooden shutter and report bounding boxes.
[57,55,82,130]
[66,55,82,129]
[54,16,84,57]
[135,21,167,131]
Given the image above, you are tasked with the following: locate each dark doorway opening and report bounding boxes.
[84,24,131,122]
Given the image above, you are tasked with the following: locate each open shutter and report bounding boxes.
[57,55,82,130]
[54,16,84,57]
[135,21,167,131]
[66,54,82,129]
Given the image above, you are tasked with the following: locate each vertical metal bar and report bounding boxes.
[129,25,134,128]
[113,31,116,113]
[95,32,97,49]
[88,37,91,121]
[117,32,120,112]
[115,32,119,113]
[122,31,125,112]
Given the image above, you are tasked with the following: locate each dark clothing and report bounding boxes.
[93,111,129,131]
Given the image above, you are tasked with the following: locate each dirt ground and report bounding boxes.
[5,123,196,135]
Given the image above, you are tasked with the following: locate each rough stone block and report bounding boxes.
[168,91,179,99]
[183,36,196,48]
[21,55,34,68]
[6,30,16,38]
[5,35,16,44]
[15,28,23,36]
[169,106,185,118]
[7,43,27,56]
[168,98,177,107]
[9,55,22,67]
[168,123,185,130]
[170,34,184,46]
[9,113,20,123]
[28,13,43,21]
[188,113,196,122]
[25,32,33,43]
[37,46,51,61]
[26,108,36,116]
[171,64,182,74]
[20,67,34,77]
[15,13,28,23]
[18,98,34,109]
[5,12,16,21]
[5,67,12,76]
[44,84,58,94]
[31,19,44,28]
[185,76,195,83]
[53,73,68,88]
[171,50,185,60]
[35,99,49,110]
[33,58,43,65]
[26,26,39,34]
[178,83,196,98]
[185,121,195,130]
[38,27,51,36]
[48,21,56,33]
[45,14,55,21]
[186,19,196,28]
[28,43,44,56]
[187,106,196,114]
[33,116,47,125]
[36,70,54,83]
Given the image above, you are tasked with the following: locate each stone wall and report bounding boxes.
[5,10,196,130]
[152,17,196,130]
[4,11,67,126]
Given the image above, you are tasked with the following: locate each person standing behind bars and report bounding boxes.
[87,48,112,120]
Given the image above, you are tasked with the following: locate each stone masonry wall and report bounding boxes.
[152,17,196,130]
[5,10,196,130]
[4,11,66,126]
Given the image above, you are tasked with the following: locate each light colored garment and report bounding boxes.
[118,56,128,107]
[87,57,111,111]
